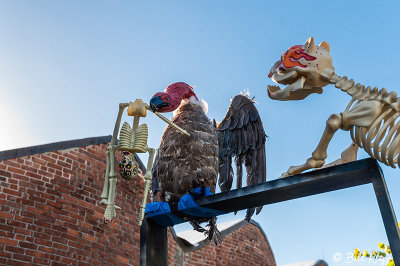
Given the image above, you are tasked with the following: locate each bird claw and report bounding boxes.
[189,220,207,233]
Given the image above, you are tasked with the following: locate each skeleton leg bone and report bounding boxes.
[321,142,359,169]
[282,113,343,177]
[282,100,383,177]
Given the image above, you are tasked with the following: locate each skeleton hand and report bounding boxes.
[104,204,117,223]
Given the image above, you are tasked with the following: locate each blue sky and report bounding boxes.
[1,1,400,265]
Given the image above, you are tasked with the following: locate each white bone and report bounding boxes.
[268,37,400,175]
[319,41,330,51]
[341,79,355,91]
[304,37,316,53]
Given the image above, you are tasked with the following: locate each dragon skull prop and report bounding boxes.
[268,37,400,177]
[268,37,333,101]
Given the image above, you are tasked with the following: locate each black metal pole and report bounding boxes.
[371,167,400,264]
[197,158,380,212]
[140,217,168,266]
[141,158,399,264]
[139,220,147,266]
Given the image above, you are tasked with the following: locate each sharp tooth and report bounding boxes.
[267,85,281,93]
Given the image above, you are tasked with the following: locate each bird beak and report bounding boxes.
[149,96,169,112]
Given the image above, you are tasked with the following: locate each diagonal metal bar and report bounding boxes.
[197,158,380,212]
[371,168,400,263]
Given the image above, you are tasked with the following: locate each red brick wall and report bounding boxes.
[0,141,275,265]
[0,144,145,265]
[167,223,276,266]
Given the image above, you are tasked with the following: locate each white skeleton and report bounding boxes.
[100,99,189,225]
[268,37,400,177]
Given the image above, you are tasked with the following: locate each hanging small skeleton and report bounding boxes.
[118,151,138,180]
[100,99,189,226]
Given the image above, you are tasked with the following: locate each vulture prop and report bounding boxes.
[150,82,266,244]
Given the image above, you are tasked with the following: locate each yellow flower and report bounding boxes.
[398,222,400,228]
[364,250,370,257]
[354,248,360,259]
[386,246,391,254]
[378,243,385,249]
[388,259,395,266]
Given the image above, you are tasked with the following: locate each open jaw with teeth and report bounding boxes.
[267,37,333,102]
[267,76,323,101]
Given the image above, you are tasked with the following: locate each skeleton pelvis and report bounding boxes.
[341,100,384,130]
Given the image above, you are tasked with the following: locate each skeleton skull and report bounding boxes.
[118,151,138,180]
[267,37,334,101]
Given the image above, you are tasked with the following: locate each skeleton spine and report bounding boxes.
[328,73,400,168]
[329,73,399,110]
[133,124,149,153]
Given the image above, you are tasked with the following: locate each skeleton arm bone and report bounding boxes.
[138,147,155,226]
[109,103,129,177]
[145,105,190,136]
[100,150,111,204]
[101,103,128,220]
[101,103,129,202]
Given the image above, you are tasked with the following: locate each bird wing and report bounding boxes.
[217,94,267,220]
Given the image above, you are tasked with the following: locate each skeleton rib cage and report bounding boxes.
[330,73,400,168]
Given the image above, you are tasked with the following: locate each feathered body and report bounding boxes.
[149,82,266,244]
[153,99,218,197]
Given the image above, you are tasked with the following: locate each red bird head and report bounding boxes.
[149,82,198,113]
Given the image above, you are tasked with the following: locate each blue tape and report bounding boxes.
[144,187,226,227]
[145,202,183,227]
[178,187,227,217]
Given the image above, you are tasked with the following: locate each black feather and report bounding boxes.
[217,94,267,221]
[230,114,239,130]
[219,117,231,131]
[237,113,245,129]
[218,157,233,192]
[235,155,243,189]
